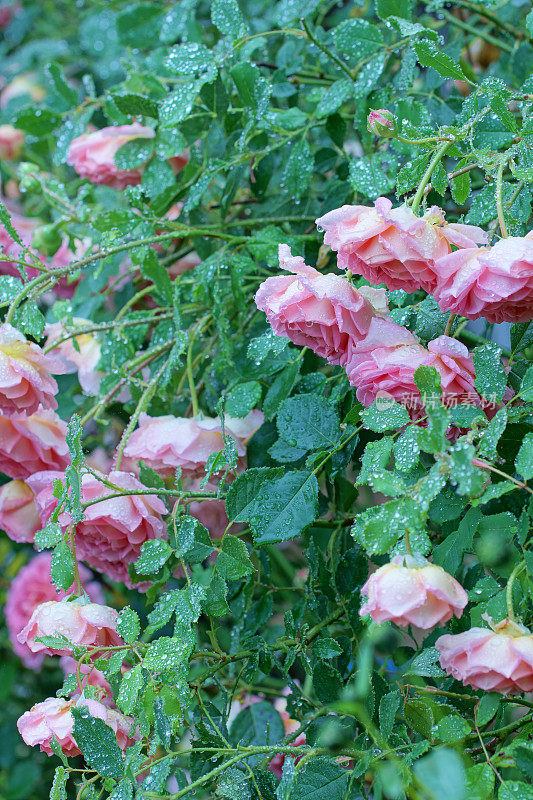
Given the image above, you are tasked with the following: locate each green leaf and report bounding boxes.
[226,381,262,417]
[334,19,384,59]
[165,42,216,77]
[46,63,78,106]
[211,0,245,38]
[414,40,467,81]
[116,606,140,644]
[499,782,533,800]
[50,766,68,800]
[159,81,202,127]
[473,343,507,403]
[204,571,230,617]
[433,508,482,574]
[34,521,62,551]
[379,691,401,741]
[277,394,340,451]
[72,706,125,781]
[135,540,172,575]
[516,433,533,480]
[292,759,349,800]
[216,535,254,580]
[414,748,466,800]
[314,638,343,659]
[230,702,284,746]
[361,399,411,432]
[349,152,397,200]
[117,664,144,715]
[476,693,500,726]
[435,714,471,742]
[247,470,319,544]
[144,634,193,670]
[376,0,413,19]
[283,138,313,199]
[13,108,60,136]
[50,542,75,590]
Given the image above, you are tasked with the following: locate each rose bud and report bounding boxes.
[360,554,468,630]
[32,224,63,257]
[367,109,397,138]
[436,618,533,694]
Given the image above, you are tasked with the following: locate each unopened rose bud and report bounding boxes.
[32,224,62,257]
[367,109,397,138]
[0,125,24,160]
[18,163,41,194]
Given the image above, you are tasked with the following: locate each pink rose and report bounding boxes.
[0,124,24,159]
[29,470,167,587]
[0,408,69,479]
[184,477,229,537]
[120,410,264,478]
[367,109,397,138]
[5,552,103,669]
[0,323,66,414]
[45,318,102,395]
[345,317,428,407]
[18,598,123,657]
[436,619,533,694]
[360,554,468,630]
[17,695,136,757]
[433,234,533,323]
[0,72,45,108]
[60,656,114,704]
[268,733,307,779]
[316,198,487,293]
[0,478,40,542]
[255,244,388,367]
[67,124,156,189]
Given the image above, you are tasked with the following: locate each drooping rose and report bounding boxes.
[0,322,66,414]
[433,233,533,323]
[18,598,123,657]
[436,618,533,694]
[120,410,264,478]
[345,317,428,408]
[316,198,488,293]
[67,124,156,189]
[0,124,24,159]
[29,470,167,587]
[0,408,69,479]
[360,554,468,629]
[0,478,40,542]
[17,696,136,757]
[45,318,102,395]
[255,244,388,367]
[5,552,103,669]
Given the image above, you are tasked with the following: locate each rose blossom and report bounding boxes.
[360,554,468,629]
[5,552,103,669]
[29,470,167,586]
[120,410,264,478]
[17,696,136,757]
[432,233,533,323]
[18,598,123,657]
[0,322,66,414]
[316,198,488,293]
[67,124,155,189]
[0,478,40,542]
[60,656,114,704]
[436,618,533,694]
[0,124,24,159]
[0,408,69,479]
[45,318,102,395]
[345,317,428,407]
[255,244,388,367]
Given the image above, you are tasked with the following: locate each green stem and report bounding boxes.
[506,561,526,622]
[441,9,513,53]
[301,18,356,84]
[496,158,509,238]
[410,140,453,213]
[186,330,200,417]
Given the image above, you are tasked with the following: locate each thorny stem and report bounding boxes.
[410,140,453,213]
[496,158,509,238]
[506,561,527,622]
[69,525,83,597]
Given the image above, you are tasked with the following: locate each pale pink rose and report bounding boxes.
[360,554,468,629]
[29,470,167,587]
[45,318,102,395]
[0,478,40,542]
[169,250,201,278]
[436,619,533,694]
[0,408,69,479]
[5,552,103,669]
[67,124,156,189]
[86,447,113,474]
[433,234,533,323]
[183,477,228,537]
[0,124,24,159]
[169,152,190,173]
[17,695,136,757]
[0,72,46,108]
[0,323,66,414]
[316,198,488,293]
[255,244,388,367]
[18,598,123,657]
[120,410,264,478]
[345,317,428,407]
[60,656,114,704]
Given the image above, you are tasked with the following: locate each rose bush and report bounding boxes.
[1,2,533,799]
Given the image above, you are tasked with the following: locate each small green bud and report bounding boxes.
[32,224,62,257]
[367,109,398,138]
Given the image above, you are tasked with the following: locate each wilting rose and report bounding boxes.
[17,696,136,757]
[67,124,155,189]
[120,410,264,478]
[45,318,102,395]
[255,244,388,367]
[0,124,24,159]
[0,478,40,542]
[18,598,123,657]
[0,322,66,414]
[360,554,468,629]
[433,233,533,323]
[316,198,487,293]
[5,552,103,669]
[29,470,167,587]
[345,317,428,408]
[436,618,533,694]
[0,408,69,479]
